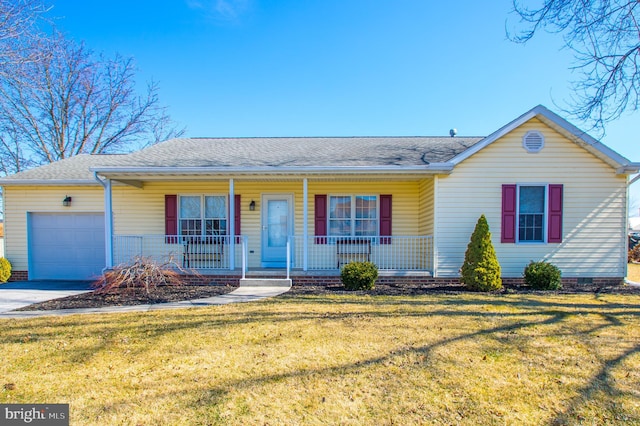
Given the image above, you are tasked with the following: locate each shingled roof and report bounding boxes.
[123,137,483,168]
[0,136,483,183]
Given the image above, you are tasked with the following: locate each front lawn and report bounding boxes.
[1,293,640,425]
[628,262,640,282]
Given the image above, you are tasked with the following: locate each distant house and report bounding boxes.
[0,105,637,284]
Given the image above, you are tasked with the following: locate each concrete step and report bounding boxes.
[239,278,292,288]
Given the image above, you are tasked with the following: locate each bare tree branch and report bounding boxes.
[0,27,185,175]
[508,0,640,133]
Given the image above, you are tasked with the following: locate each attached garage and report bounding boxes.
[28,212,105,280]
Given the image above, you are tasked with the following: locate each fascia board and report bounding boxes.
[90,165,455,176]
[0,179,101,186]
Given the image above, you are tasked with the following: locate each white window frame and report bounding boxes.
[327,194,379,238]
[178,194,228,238]
[516,184,548,244]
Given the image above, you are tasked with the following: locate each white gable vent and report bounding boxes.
[523,130,544,153]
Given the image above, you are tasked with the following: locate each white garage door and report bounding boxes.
[28,213,105,280]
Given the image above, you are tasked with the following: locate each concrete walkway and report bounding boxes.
[0,281,291,319]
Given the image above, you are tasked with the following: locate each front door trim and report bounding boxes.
[261,193,294,268]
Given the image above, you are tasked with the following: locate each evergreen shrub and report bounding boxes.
[460,215,502,291]
[0,257,11,283]
[341,261,378,291]
[523,261,562,290]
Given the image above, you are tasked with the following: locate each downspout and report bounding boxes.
[94,172,114,270]
[229,178,235,270]
[626,173,640,284]
[303,178,308,271]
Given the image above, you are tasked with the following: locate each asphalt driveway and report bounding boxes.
[0,281,92,313]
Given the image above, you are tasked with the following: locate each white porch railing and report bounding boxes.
[113,234,433,272]
[113,235,239,270]
[291,236,433,271]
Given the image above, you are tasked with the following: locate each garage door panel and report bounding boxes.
[28,213,105,280]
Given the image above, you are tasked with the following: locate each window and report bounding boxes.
[518,186,545,242]
[179,195,227,237]
[502,184,563,244]
[328,195,377,237]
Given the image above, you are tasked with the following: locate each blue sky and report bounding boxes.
[50,0,639,210]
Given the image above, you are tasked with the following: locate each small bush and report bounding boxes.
[523,261,562,290]
[0,257,11,282]
[629,244,640,263]
[460,215,502,292]
[341,261,378,291]
[93,256,188,295]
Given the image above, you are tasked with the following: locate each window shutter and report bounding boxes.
[379,194,392,244]
[234,194,241,243]
[547,184,563,243]
[165,194,178,243]
[314,194,327,244]
[501,185,516,243]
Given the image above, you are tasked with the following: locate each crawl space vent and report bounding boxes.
[523,131,544,153]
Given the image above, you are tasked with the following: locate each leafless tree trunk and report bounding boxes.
[508,0,639,133]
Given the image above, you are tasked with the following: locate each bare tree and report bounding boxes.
[0,0,48,73]
[0,31,185,175]
[508,0,640,132]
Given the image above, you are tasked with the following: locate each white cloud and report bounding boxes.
[186,0,252,22]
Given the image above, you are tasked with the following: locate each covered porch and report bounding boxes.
[94,168,442,277]
[112,234,434,274]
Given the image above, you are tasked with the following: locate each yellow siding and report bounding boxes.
[4,186,105,271]
[418,179,434,236]
[113,180,424,268]
[435,118,627,278]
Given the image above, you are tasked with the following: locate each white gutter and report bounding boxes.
[90,164,455,176]
[94,172,114,270]
[0,179,102,186]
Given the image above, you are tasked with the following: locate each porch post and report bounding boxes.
[303,178,308,271]
[432,176,438,277]
[229,178,235,270]
[104,178,114,269]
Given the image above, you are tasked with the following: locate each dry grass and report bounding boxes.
[628,263,640,282]
[2,293,640,425]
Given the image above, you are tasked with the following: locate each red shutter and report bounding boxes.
[547,184,563,243]
[315,194,327,244]
[234,194,241,243]
[379,194,392,244]
[501,185,516,243]
[165,195,178,243]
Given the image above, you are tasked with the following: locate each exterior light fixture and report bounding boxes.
[63,196,72,207]
[249,200,256,211]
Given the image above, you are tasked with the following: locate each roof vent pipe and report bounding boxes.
[449,128,457,137]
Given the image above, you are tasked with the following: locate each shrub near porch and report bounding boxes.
[2,293,640,425]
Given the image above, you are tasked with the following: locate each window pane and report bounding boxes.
[180,196,201,218]
[180,219,201,236]
[205,196,226,219]
[329,219,351,236]
[356,196,377,218]
[519,186,544,214]
[330,196,351,218]
[205,219,227,235]
[355,219,376,236]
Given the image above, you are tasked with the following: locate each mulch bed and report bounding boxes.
[15,281,640,312]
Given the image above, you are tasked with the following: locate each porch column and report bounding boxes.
[104,178,114,269]
[432,176,438,277]
[229,178,235,270]
[303,178,308,271]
